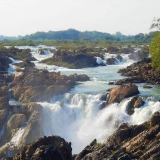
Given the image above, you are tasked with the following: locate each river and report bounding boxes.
[8,45,160,154]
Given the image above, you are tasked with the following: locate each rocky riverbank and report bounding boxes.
[114,58,160,85]
[5,111,160,160]
[40,49,106,68]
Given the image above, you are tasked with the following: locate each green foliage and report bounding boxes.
[149,33,160,70]
[45,61,75,69]
[94,142,102,147]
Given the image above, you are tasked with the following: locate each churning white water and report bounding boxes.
[40,93,130,153]
[6,45,160,154]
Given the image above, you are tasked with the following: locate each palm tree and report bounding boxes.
[150,17,160,31]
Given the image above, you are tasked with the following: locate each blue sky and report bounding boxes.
[0,0,159,36]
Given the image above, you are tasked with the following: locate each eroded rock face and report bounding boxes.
[106,55,123,65]
[12,135,72,160]
[0,103,42,158]
[128,50,148,61]
[127,96,145,115]
[75,112,160,160]
[116,58,160,85]
[41,50,100,69]
[107,83,139,104]
[0,56,12,74]
[10,69,90,103]
[0,86,10,131]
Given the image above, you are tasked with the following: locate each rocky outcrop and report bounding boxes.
[0,46,35,61]
[0,56,12,74]
[10,69,90,103]
[0,86,10,131]
[0,103,42,158]
[12,135,72,160]
[115,58,160,85]
[127,96,145,115]
[74,111,160,160]
[129,50,148,61]
[106,55,123,65]
[17,105,42,149]
[14,59,35,69]
[107,83,139,104]
[40,49,103,69]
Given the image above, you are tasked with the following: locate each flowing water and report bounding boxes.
[5,45,160,154]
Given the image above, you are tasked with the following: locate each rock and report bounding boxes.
[128,50,148,61]
[0,56,12,74]
[108,83,139,104]
[75,112,160,160]
[99,93,109,101]
[148,111,160,127]
[106,57,118,65]
[116,55,123,62]
[11,69,90,103]
[142,84,152,88]
[0,109,8,132]
[127,96,145,115]
[116,58,160,85]
[20,102,42,120]
[16,103,42,149]
[14,60,35,68]
[40,50,100,69]
[0,86,9,96]
[0,114,26,147]
[13,135,72,160]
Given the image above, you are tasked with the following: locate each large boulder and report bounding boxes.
[108,83,139,104]
[127,96,145,115]
[106,58,118,65]
[0,56,12,74]
[13,135,72,160]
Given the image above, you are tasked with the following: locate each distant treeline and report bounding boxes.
[24,29,154,43]
[0,29,156,44]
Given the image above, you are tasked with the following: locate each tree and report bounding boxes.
[149,33,160,70]
[150,17,160,31]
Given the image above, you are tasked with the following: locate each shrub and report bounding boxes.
[149,33,160,70]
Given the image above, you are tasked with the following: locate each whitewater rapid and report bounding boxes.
[6,45,160,154]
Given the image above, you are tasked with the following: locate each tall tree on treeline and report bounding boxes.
[149,17,160,70]
[150,17,160,31]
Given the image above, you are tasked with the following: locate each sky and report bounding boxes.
[0,0,159,36]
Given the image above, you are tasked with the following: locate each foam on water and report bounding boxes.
[10,127,25,145]
[131,101,160,125]
[40,93,131,153]
[7,57,23,74]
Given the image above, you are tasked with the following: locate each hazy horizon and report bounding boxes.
[0,0,159,36]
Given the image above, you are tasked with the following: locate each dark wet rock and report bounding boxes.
[118,47,134,54]
[106,57,118,65]
[40,49,102,69]
[12,135,72,160]
[107,83,139,104]
[128,50,149,61]
[106,55,123,65]
[14,60,35,68]
[127,96,145,115]
[0,56,12,74]
[0,86,10,131]
[99,93,109,101]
